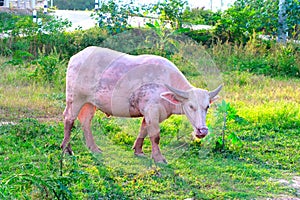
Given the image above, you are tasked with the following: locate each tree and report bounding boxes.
[142,0,188,29]
[182,7,221,26]
[93,0,137,34]
[278,0,288,43]
[214,0,300,42]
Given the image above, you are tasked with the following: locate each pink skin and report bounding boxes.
[61,46,222,164]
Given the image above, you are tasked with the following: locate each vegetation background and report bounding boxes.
[0,0,299,199]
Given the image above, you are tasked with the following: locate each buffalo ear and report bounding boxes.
[209,95,219,104]
[160,92,187,105]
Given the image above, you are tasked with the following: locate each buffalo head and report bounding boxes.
[161,84,222,138]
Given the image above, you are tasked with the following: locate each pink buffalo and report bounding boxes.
[61,46,222,163]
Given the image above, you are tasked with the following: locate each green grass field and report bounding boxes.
[0,53,300,199]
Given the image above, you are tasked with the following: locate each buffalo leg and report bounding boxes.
[145,106,167,164]
[62,118,74,155]
[133,118,147,156]
[78,103,102,153]
[61,101,81,155]
[150,135,167,164]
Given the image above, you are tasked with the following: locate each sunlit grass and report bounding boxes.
[1,47,300,199]
[0,57,64,121]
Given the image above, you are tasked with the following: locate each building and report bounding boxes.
[0,0,44,10]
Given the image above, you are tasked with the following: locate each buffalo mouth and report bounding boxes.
[195,127,208,138]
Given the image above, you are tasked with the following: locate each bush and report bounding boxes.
[211,38,300,78]
[184,29,213,46]
[65,27,108,57]
[182,7,221,26]
[93,0,137,35]
[30,48,67,86]
[211,0,300,42]
[0,12,72,57]
[0,12,108,60]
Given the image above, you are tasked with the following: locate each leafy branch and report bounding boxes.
[202,100,244,152]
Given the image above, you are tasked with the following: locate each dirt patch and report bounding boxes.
[292,176,300,190]
[0,121,16,126]
[0,7,33,15]
[273,176,300,200]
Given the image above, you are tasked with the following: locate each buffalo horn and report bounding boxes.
[209,85,223,99]
[165,84,189,99]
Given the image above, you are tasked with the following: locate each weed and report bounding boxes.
[211,39,300,78]
[6,50,33,66]
[30,48,67,88]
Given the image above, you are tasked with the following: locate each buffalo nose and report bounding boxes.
[196,127,208,138]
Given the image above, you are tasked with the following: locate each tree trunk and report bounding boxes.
[278,0,288,43]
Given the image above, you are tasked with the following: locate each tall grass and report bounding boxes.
[0,55,65,121]
[210,37,300,78]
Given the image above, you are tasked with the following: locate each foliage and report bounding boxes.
[184,29,213,46]
[1,50,67,91]
[213,0,300,42]
[142,0,188,29]
[0,12,18,32]
[145,20,190,57]
[30,48,67,86]
[0,12,72,57]
[0,11,71,37]
[210,100,244,152]
[0,12,109,60]
[182,7,221,26]
[211,38,300,78]
[5,50,34,65]
[93,0,137,34]
[54,0,94,10]
[213,4,257,43]
[235,0,300,38]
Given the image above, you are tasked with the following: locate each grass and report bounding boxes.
[1,47,300,199]
[0,56,65,121]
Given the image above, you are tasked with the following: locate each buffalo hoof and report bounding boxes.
[155,158,168,164]
[90,146,102,153]
[155,159,168,164]
[62,144,74,155]
[134,152,146,157]
[152,154,168,164]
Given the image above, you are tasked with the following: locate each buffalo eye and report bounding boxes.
[205,105,210,111]
[189,104,195,110]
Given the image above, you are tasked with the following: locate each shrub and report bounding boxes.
[210,38,300,78]
[0,11,71,57]
[143,0,188,29]
[93,0,137,35]
[182,7,221,26]
[184,29,213,46]
[4,49,67,90]
[211,0,300,42]
[211,100,244,152]
[30,48,67,86]
[65,27,108,57]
